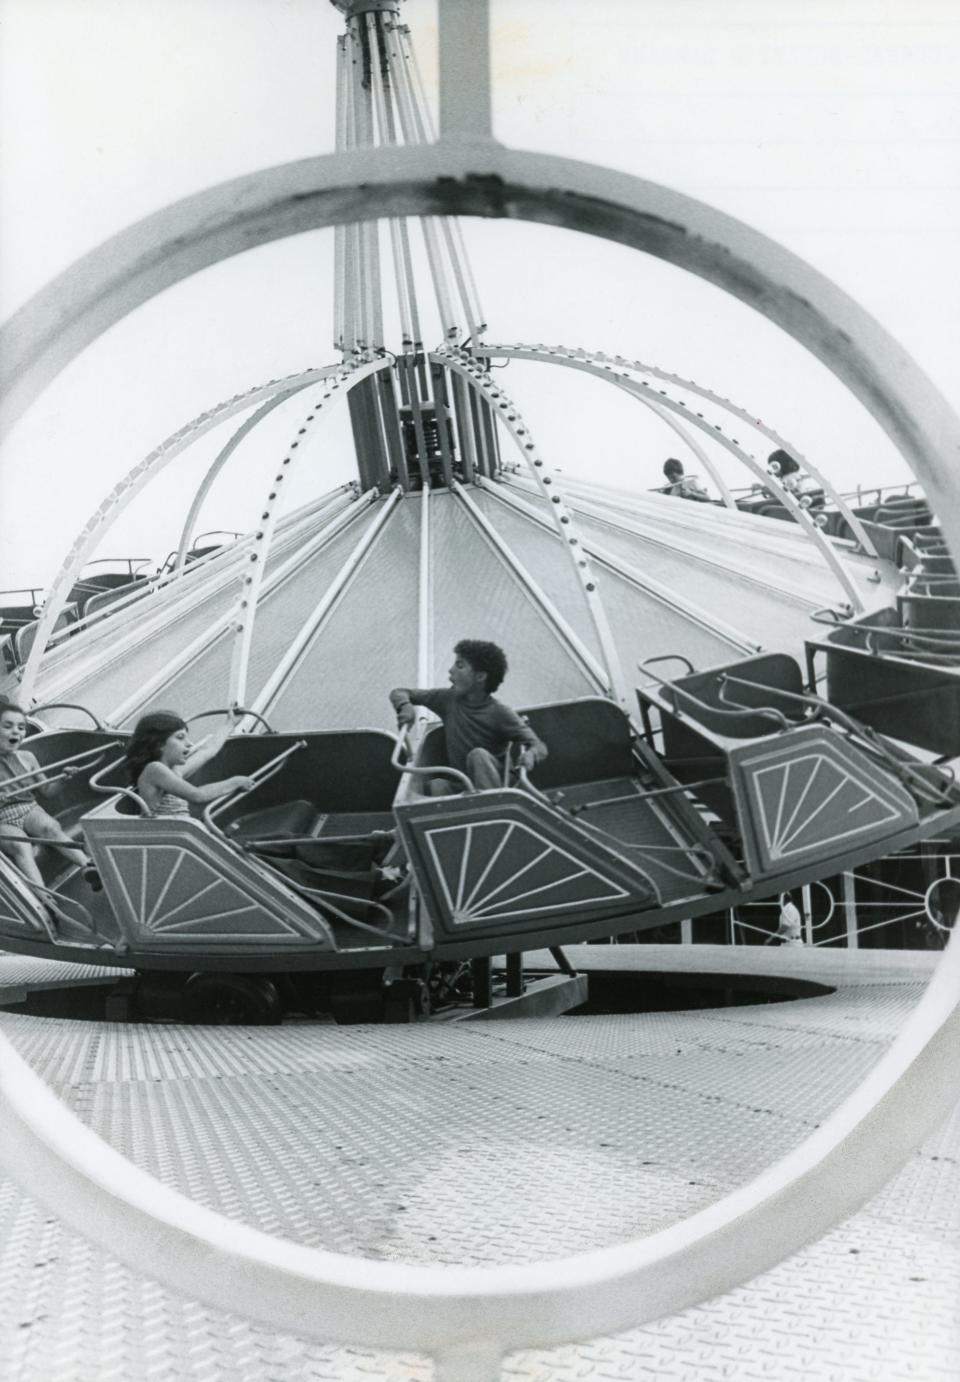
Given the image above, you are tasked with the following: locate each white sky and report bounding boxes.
[1,0,958,589]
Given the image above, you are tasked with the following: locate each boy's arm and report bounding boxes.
[389,687,444,727]
[182,712,237,779]
[499,708,548,766]
[21,750,58,799]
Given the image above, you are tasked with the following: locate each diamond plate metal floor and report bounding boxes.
[0,946,957,1380]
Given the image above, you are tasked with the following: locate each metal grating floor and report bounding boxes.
[0,946,956,1380]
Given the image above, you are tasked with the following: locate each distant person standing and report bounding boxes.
[775,891,804,946]
[662,458,710,502]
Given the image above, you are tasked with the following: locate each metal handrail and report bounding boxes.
[88,753,130,797]
[29,702,108,730]
[641,665,792,731]
[0,742,122,802]
[568,775,729,814]
[640,652,696,676]
[19,876,97,941]
[110,787,151,816]
[252,858,404,944]
[810,606,849,626]
[187,706,275,734]
[718,673,956,803]
[202,741,308,832]
[390,729,475,794]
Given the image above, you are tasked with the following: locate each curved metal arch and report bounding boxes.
[483,476,758,655]
[488,345,865,613]
[430,350,629,704]
[248,487,402,717]
[228,354,392,707]
[18,370,334,706]
[1,137,959,1375]
[485,345,737,509]
[451,480,610,691]
[489,341,879,557]
[174,368,342,573]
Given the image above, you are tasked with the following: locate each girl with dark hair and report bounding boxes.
[126,710,254,816]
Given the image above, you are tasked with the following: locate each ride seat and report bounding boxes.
[662,652,805,740]
[227,799,321,842]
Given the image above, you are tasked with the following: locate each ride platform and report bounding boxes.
[0,943,956,1380]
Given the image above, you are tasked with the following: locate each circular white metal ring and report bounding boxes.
[1,137,960,1361]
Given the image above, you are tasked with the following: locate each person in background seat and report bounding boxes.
[0,699,100,891]
[767,448,825,506]
[662,457,710,502]
[390,639,548,794]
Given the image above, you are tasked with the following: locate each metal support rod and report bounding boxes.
[251,488,401,716]
[494,476,756,653]
[390,29,459,339]
[20,372,342,707]
[341,36,362,354]
[333,36,349,353]
[455,479,608,691]
[505,952,523,998]
[229,358,391,708]
[174,375,335,573]
[471,955,492,1009]
[376,368,408,489]
[417,482,432,684]
[450,371,478,483]
[435,351,630,705]
[550,945,577,977]
[397,353,433,489]
[436,0,493,143]
[369,19,415,350]
[429,360,456,488]
[490,345,866,614]
[406,28,488,338]
[842,870,860,948]
[360,15,385,350]
[105,493,374,729]
[494,342,878,555]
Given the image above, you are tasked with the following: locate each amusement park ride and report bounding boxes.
[0,0,958,1025]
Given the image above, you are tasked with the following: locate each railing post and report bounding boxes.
[471,955,492,1008]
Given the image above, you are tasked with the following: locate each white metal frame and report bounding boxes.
[485,345,866,610]
[2,0,960,1369]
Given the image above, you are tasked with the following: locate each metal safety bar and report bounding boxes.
[203,741,308,832]
[252,858,404,945]
[0,741,122,802]
[641,664,792,731]
[17,876,96,943]
[390,728,475,794]
[187,706,275,734]
[717,673,956,805]
[568,776,729,814]
[29,702,107,730]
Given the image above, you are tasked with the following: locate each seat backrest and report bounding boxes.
[822,642,960,755]
[412,697,633,790]
[198,730,399,828]
[663,653,804,739]
[517,698,633,788]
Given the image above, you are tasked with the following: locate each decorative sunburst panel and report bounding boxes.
[423,818,631,928]
[0,866,48,938]
[101,842,326,946]
[730,730,918,876]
